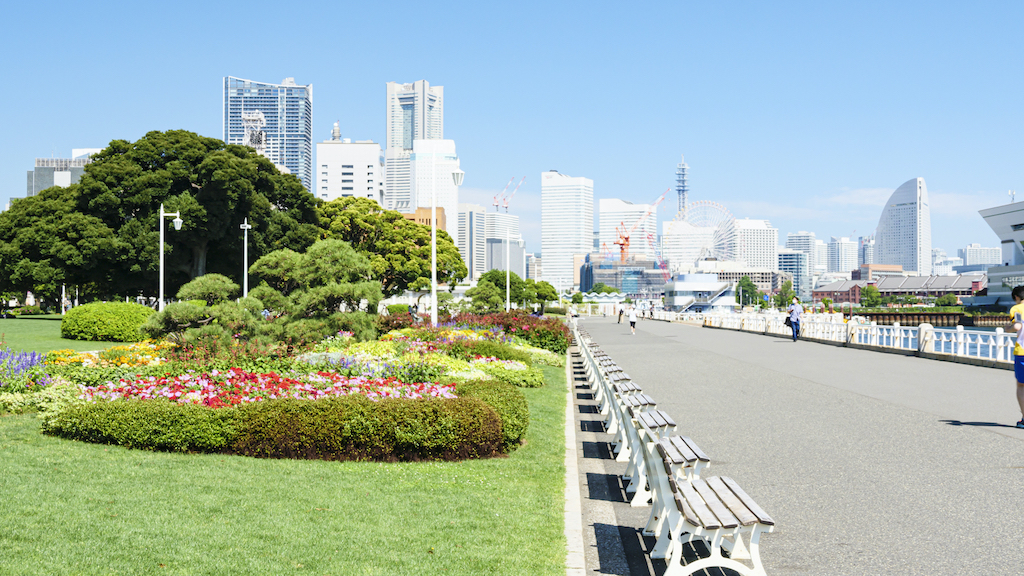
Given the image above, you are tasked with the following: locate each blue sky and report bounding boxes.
[2,1,1021,259]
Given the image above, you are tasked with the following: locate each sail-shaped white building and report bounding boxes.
[874,178,932,275]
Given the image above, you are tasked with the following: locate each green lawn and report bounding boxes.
[0,316,120,354]
[0,366,567,575]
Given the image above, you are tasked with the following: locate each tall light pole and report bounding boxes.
[506,225,511,312]
[158,204,183,311]
[240,218,252,298]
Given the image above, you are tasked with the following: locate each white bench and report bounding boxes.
[622,407,676,506]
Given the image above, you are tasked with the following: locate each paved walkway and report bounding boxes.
[570,316,1024,575]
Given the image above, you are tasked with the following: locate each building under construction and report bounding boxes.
[579,253,668,298]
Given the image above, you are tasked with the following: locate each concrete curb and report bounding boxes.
[564,350,585,576]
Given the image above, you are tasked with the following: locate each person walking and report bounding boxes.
[628,306,638,335]
[786,297,802,342]
[617,304,624,324]
[1007,285,1024,428]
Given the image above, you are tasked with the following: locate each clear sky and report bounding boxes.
[3,1,1022,260]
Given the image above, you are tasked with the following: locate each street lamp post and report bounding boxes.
[240,218,252,298]
[158,204,183,312]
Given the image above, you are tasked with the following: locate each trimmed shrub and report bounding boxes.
[61,302,154,342]
[387,304,412,315]
[445,340,533,365]
[229,396,502,461]
[42,400,239,452]
[478,364,546,388]
[11,305,45,316]
[457,380,529,451]
[543,306,566,316]
[176,274,239,306]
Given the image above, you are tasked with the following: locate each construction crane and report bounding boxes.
[493,177,515,211]
[613,188,670,262]
[646,231,671,281]
[502,177,525,212]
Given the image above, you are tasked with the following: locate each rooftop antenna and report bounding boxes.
[676,154,689,215]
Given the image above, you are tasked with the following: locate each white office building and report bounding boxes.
[410,139,461,246]
[314,122,383,203]
[958,243,1000,266]
[384,80,443,212]
[778,247,811,301]
[858,235,875,266]
[541,170,593,290]
[458,204,487,281]
[828,237,858,273]
[785,231,818,271]
[735,219,778,271]
[875,177,932,275]
[931,248,963,276]
[223,76,313,191]
[814,239,828,274]
[598,198,656,259]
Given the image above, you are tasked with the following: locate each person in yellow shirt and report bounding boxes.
[1007,285,1024,429]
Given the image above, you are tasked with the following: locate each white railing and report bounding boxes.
[690,313,1013,367]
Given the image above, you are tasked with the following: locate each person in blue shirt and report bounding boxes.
[786,298,802,342]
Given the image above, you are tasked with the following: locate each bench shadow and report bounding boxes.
[593,521,732,576]
[940,419,1019,429]
[582,441,614,460]
[578,392,595,400]
[586,473,628,503]
[580,420,606,433]
[579,405,601,414]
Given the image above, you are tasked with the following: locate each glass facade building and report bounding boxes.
[875,177,932,275]
[223,76,313,191]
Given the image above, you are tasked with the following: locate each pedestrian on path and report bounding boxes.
[617,304,624,324]
[787,297,802,341]
[1007,285,1024,428]
[628,306,638,335]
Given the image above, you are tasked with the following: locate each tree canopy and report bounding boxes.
[318,197,467,298]
[0,130,321,303]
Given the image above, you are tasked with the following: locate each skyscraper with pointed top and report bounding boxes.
[874,177,932,275]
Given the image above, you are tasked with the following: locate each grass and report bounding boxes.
[0,365,567,575]
[0,316,120,354]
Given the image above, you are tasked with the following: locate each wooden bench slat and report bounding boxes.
[693,479,740,528]
[677,480,720,529]
[669,436,698,463]
[658,438,687,464]
[706,476,758,526]
[648,410,667,428]
[676,436,710,462]
[637,411,657,429]
[660,412,677,427]
[722,477,775,526]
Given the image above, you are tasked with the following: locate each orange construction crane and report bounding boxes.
[613,188,670,262]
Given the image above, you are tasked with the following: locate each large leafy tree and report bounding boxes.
[737,275,762,306]
[478,269,527,306]
[73,130,320,296]
[860,285,882,307]
[318,197,467,298]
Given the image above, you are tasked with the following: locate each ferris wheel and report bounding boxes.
[672,200,739,264]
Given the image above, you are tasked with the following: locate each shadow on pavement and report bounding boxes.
[582,441,614,460]
[940,419,1019,429]
[581,419,606,433]
[586,473,628,503]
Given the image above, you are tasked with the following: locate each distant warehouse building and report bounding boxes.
[813,275,985,304]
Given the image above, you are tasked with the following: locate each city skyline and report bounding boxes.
[2,2,1021,260]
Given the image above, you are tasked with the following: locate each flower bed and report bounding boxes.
[0,348,51,392]
[78,369,458,408]
[46,340,174,368]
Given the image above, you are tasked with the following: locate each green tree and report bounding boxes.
[176,274,239,306]
[533,280,558,314]
[772,281,796,308]
[465,280,504,313]
[935,293,958,306]
[571,292,584,304]
[318,197,467,298]
[589,282,620,294]
[736,276,761,306]
[478,269,526,307]
[860,285,882,307]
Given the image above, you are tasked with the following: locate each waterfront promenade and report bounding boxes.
[570,316,1024,575]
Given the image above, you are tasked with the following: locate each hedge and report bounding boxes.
[43,391,516,461]
[456,380,529,451]
[61,302,155,342]
[445,340,533,365]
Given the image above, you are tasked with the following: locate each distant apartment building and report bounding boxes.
[858,235,875,266]
[26,148,102,196]
[735,219,778,271]
[541,171,593,290]
[958,243,1000,267]
[526,254,541,280]
[314,123,383,203]
[457,204,487,281]
[223,76,313,190]
[827,237,858,273]
[778,247,811,301]
[931,248,963,276]
[485,212,525,278]
[384,80,443,212]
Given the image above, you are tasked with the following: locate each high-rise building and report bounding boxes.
[599,198,655,259]
[484,211,525,278]
[858,235,875,266]
[875,177,932,275]
[384,80,443,211]
[958,243,1000,266]
[814,240,828,274]
[931,248,963,276]
[778,248,811,301]
[735,219,778,271]
[26,149,101,197]
[409,139,461,246]
[457,204,487,281]
[785,231,817,270]
[541,170,593,290]
[223,76,313,191]
[676,155,689,215]
[827,237,858,273]
[314,123,383,203]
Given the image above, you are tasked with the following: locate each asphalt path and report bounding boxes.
[572,315,1024,575]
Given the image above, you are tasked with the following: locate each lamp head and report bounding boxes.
[451,169,465,187]
[172,217,183,231]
